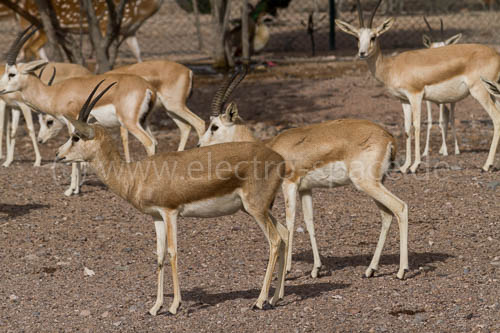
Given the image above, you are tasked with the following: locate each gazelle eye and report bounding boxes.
[72,136,80,142]
[8,73,15,79]
[47,120,54,126]
[211,124,219,132]
[371,36,376,42]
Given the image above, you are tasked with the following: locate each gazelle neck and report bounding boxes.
[20,75,59,116]
[365,42,388,84]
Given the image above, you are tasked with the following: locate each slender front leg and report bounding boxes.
[171,117,191,151]
[449,103,460,155]
[149,217,167,316]
[165,211,181,314]
[64,162,81,196]
[125,36,142,62]
[120,127,131,163]
[0,100,6,159]
[3,108,20,167]
[410,94,424,173]
[269,213,288,304]
[438,104,450,156]
[282,180,298,273]
[400,103,412,173]
[19,103,42,167]
[423,101,433,157]
[300,189,322,278]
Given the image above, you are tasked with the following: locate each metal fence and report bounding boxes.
[131,0,500,61]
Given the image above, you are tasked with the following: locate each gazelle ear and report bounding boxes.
[444,33,462,45]
[66,116,95,140]
[335,19,360,38]
[20,60,49,74]
[481,77,500,98]
[422,34,432,48]
[224,102,239,123]
[375,18,394,36]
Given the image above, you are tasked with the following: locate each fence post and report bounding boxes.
[329,0,336,50]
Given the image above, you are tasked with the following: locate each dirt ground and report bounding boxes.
[0,61,499,332]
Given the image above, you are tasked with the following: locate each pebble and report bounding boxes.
[486,181,500,191]
[25,254,38,261]
[9,294,18,301]
[450,165,462,171]
[113,321,122,327]
[129,305,137,312]
[240,307,249,313]
[464,268,470,274]
[101,311,109,318]
[296,227,304,233]
[79,310,91,317]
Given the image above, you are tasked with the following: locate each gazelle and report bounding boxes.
[0,27,158,196]
[199,68,409,280]
[421,17,462,157]
[0,61,91,167]
[483,78,500,103]
[336,0,500,173]
[14,0,163,62]
[38,60,206,156]
[55,80,289,315]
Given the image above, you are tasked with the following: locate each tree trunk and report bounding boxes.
[241,0,249,63]
[33,0,64,61]
[211,0,232,68]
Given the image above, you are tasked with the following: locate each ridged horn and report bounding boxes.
[440,18,444,41]
[79,81,117,124]
[47,67,56,86]
[368,0,382,28]
[78,80,106,122]
[210,71,240,116]
[220,65,248,109]
[423,16,434,39]
[356,0,365,27]
[5,25,38,65]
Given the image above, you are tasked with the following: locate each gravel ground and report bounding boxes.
[0,61,499,332]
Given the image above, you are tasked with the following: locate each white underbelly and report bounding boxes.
[424,77,469,103]
[299,161,350,191]
[179,192,242,218]
[90,105,121,127]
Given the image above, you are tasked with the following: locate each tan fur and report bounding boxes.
[336,14,500,173]
[110,60,205,150]
[56,123,289,315]
[200,107,409,280]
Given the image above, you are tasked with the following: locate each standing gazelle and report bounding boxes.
[421,17,462,157]
[55,80,289,315]
[336,0,500,172]
[199,68,409,280]
[0,27,158,196]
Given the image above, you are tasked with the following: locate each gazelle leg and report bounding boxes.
[299,189,322,278]
[3,108,20,167]
[0,100,6,159]
[127,123,156,156]
[65,162,81,196]
[159,95,205,143]
[449,103,460,155]
[410,94,424,173]
[282,180,297,273]
[149,216,167,316]
[165,210,181,314]
[120,127,131,163]
[423,101,432,157]
[438,103,450,156]
[470,84,500,171]
[353,179,408,279]
[171,116,191,151]
[269,213,288,303]
[400,102,412,173]
[125,36,142,63]
[365,201,393,277]
[19,103,42,166]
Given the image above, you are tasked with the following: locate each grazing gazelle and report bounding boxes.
[336,0,500,173]
[39,60,205,157]
[421,17,462,157]
[0,26,159,196]
[55,80,289,315]
[199,68,409,280]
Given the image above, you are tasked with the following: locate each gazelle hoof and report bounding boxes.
[396,268,409,280]
[364,267,376,278]
[310,266,321,278]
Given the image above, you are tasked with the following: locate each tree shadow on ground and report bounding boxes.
[162,282,349,314]
[0,203,48,220]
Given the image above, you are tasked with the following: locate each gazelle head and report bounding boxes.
[38,114,64,143]
[422,17,462,49]
[199,66,255,147]
[335,0,394,59]
[0,26,48,96]
[56,80,117,163]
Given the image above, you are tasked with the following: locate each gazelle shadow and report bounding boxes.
[0,203,48,221]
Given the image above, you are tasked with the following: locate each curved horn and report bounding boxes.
[37,65,45,79]
[220,65,248,109]
[440,18,444,41]
[77,80,106,122]
[47,67,56,86]
[83,82,117,123]
[210,71,239,116]
[356,0,365,27]
[423,16,434,38]
[368,0,382,28]
[5,25,38,66]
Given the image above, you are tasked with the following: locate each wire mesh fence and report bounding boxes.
[134,0,500,61]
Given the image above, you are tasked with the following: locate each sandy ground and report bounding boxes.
[0,61,499,332]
